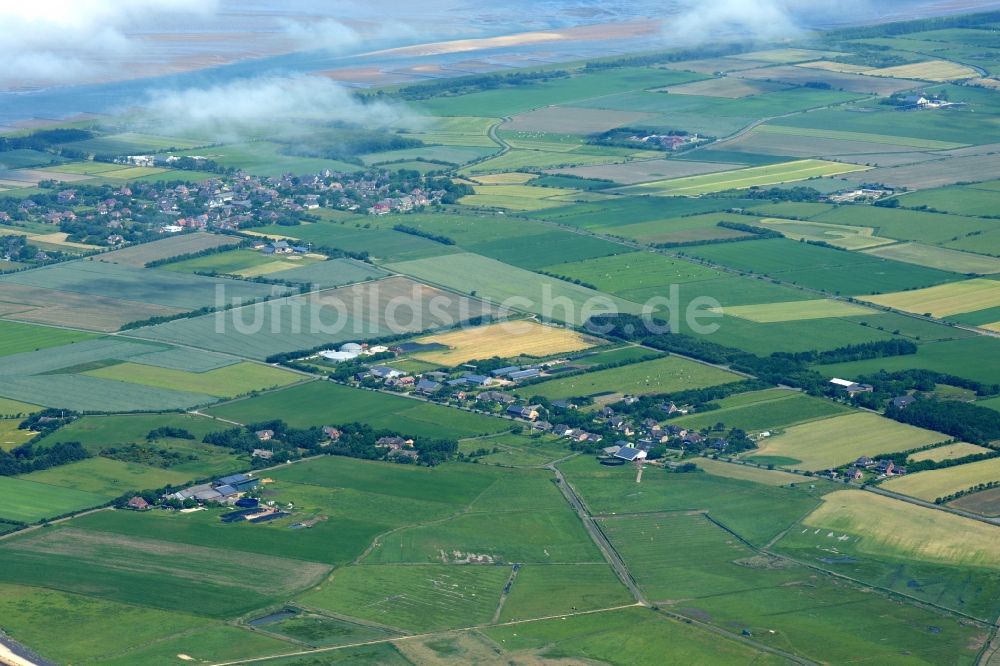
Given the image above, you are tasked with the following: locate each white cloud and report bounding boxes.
[0,0,219,88]
[279,17,419,54]
[139,75,419,141]
[665,0,838,45]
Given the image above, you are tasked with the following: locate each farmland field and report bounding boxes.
[0,320,96,356]
[498,563,631,621]
[95,232,240,267]
[747,412,946,470]
[208,381,509,439]
[521,356,740,400]
[83,360,302,398]
[0,527,332,617]
[818,336,1000,386]
[671,388,851,432]
[664,76,789,98]
[297,564,510,632]
[751,217,895,250]
[386,252,643,325]
[614,159,868,196]
[908,442,991,462]
[130,276,497,359]
[862,278,1000,316]
[409,320,599,365]
[19,457,196,498]
[735,64,925,94]
[950,487,1000,517]
[867,59,979,80]
[0,477,108,523]
[882,457,1000,502]
[862,242,1000,274]
[719,298,877,322]
[551,158,736,185]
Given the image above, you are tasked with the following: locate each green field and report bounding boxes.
[84,361,301,398]
[671,388,851,431]
[208,381,509,439]
[0,526,331,617]
[818,336,1000,386]
[863,241,1000,274]
[97,232,239,268]
[749,412,946,470]
[0,320,97,356]
[882,457,1000,502]
[297,564,510,632]
[18,457,198,498]
[0,477,108,523]
[498,563,631,621]
[522,356,739,400]
[720,298,877,322]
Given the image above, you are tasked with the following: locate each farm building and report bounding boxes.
[215,473,258,493]
[127,496,150,511]
[614,446,647,462]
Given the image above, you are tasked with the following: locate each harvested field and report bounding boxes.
[800,490,1000,569]
[96,232,239,267]
[551,159,735,185]
[754,218,894,250]
[662,76,789,98]
[718,299,878,323]
[749,412,946,470]
[504,107,654,133]
[410,320,598,365]
[735,65,924,95]
[848,152,1000,190]
[950,487,1000,517]
[131,276,499,359]
[882,458,1000,502]
[615,159,868,196]
[797,60,874,74]
[862,242,1000,274]
[867,60,979,81]
[908,442,991,463]
[862,278,1000,317]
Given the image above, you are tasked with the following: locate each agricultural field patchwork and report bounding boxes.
[95,232,240,267]
[882,457,1000,502]
[718,299,878,323]
[862,242,1000,274]
[862,278,1000,317]
[408,320,598,366]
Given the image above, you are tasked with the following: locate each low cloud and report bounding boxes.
[0,0,218,88]
[280,17,419,54]
[138,75,420,142]
[664,0,854,46]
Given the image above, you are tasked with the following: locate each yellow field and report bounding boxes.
[802,490,1000,569]
[908,442,991,463]
[719,298,877,323]
[734,48,846,64]
[472,172,538,185]
[755,217,894,250]
[868,60,979,81]
[882,457,1000,502]
[750,412,945,470]
[695,457,803,486]
[797,60,874,74]
[862,278,1000,317]
[460,184,576,211]
[236,260,303,277]
[0,419,35,451]
[412,320,598,365]
[969,77,1000,90]
[980,321,1000,333]
[30,232,101,250]
[0,397,41,417]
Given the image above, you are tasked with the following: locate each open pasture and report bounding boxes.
[867,59,979,81]
[84,361,301,398]
[862,278,1000,317]
[498,563,631,621]
[160,247,304,276]
[409,320,598,365]
[298,564,508,632]
[748,412,946,470]
[249,221,455,263]
[818,336,1000,386]
[131,276,496,359]
[400,115,497,147]
[0,477,108,523]
[387,252,643,326]
[693,457,806,486]
[208,381,509,439]
[882,457,1000,502]
[754,121,966,151]
[615,159,867,196]
[551,158,736,185]
[97,232,239,268]
[522,356,739,401]
[504,106,654,133]
[813,204,993,245]
[863,242,1000,274]
[900,180,1000,217]
[461,147,626,175]
[20,457,195,498]
[735,65,924,94]
[672,389,851,432]
[0,527,331,617]
[662,76,789,98]
[752,217,893,250]
[719,298,878,323]
[541,251,724,299]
